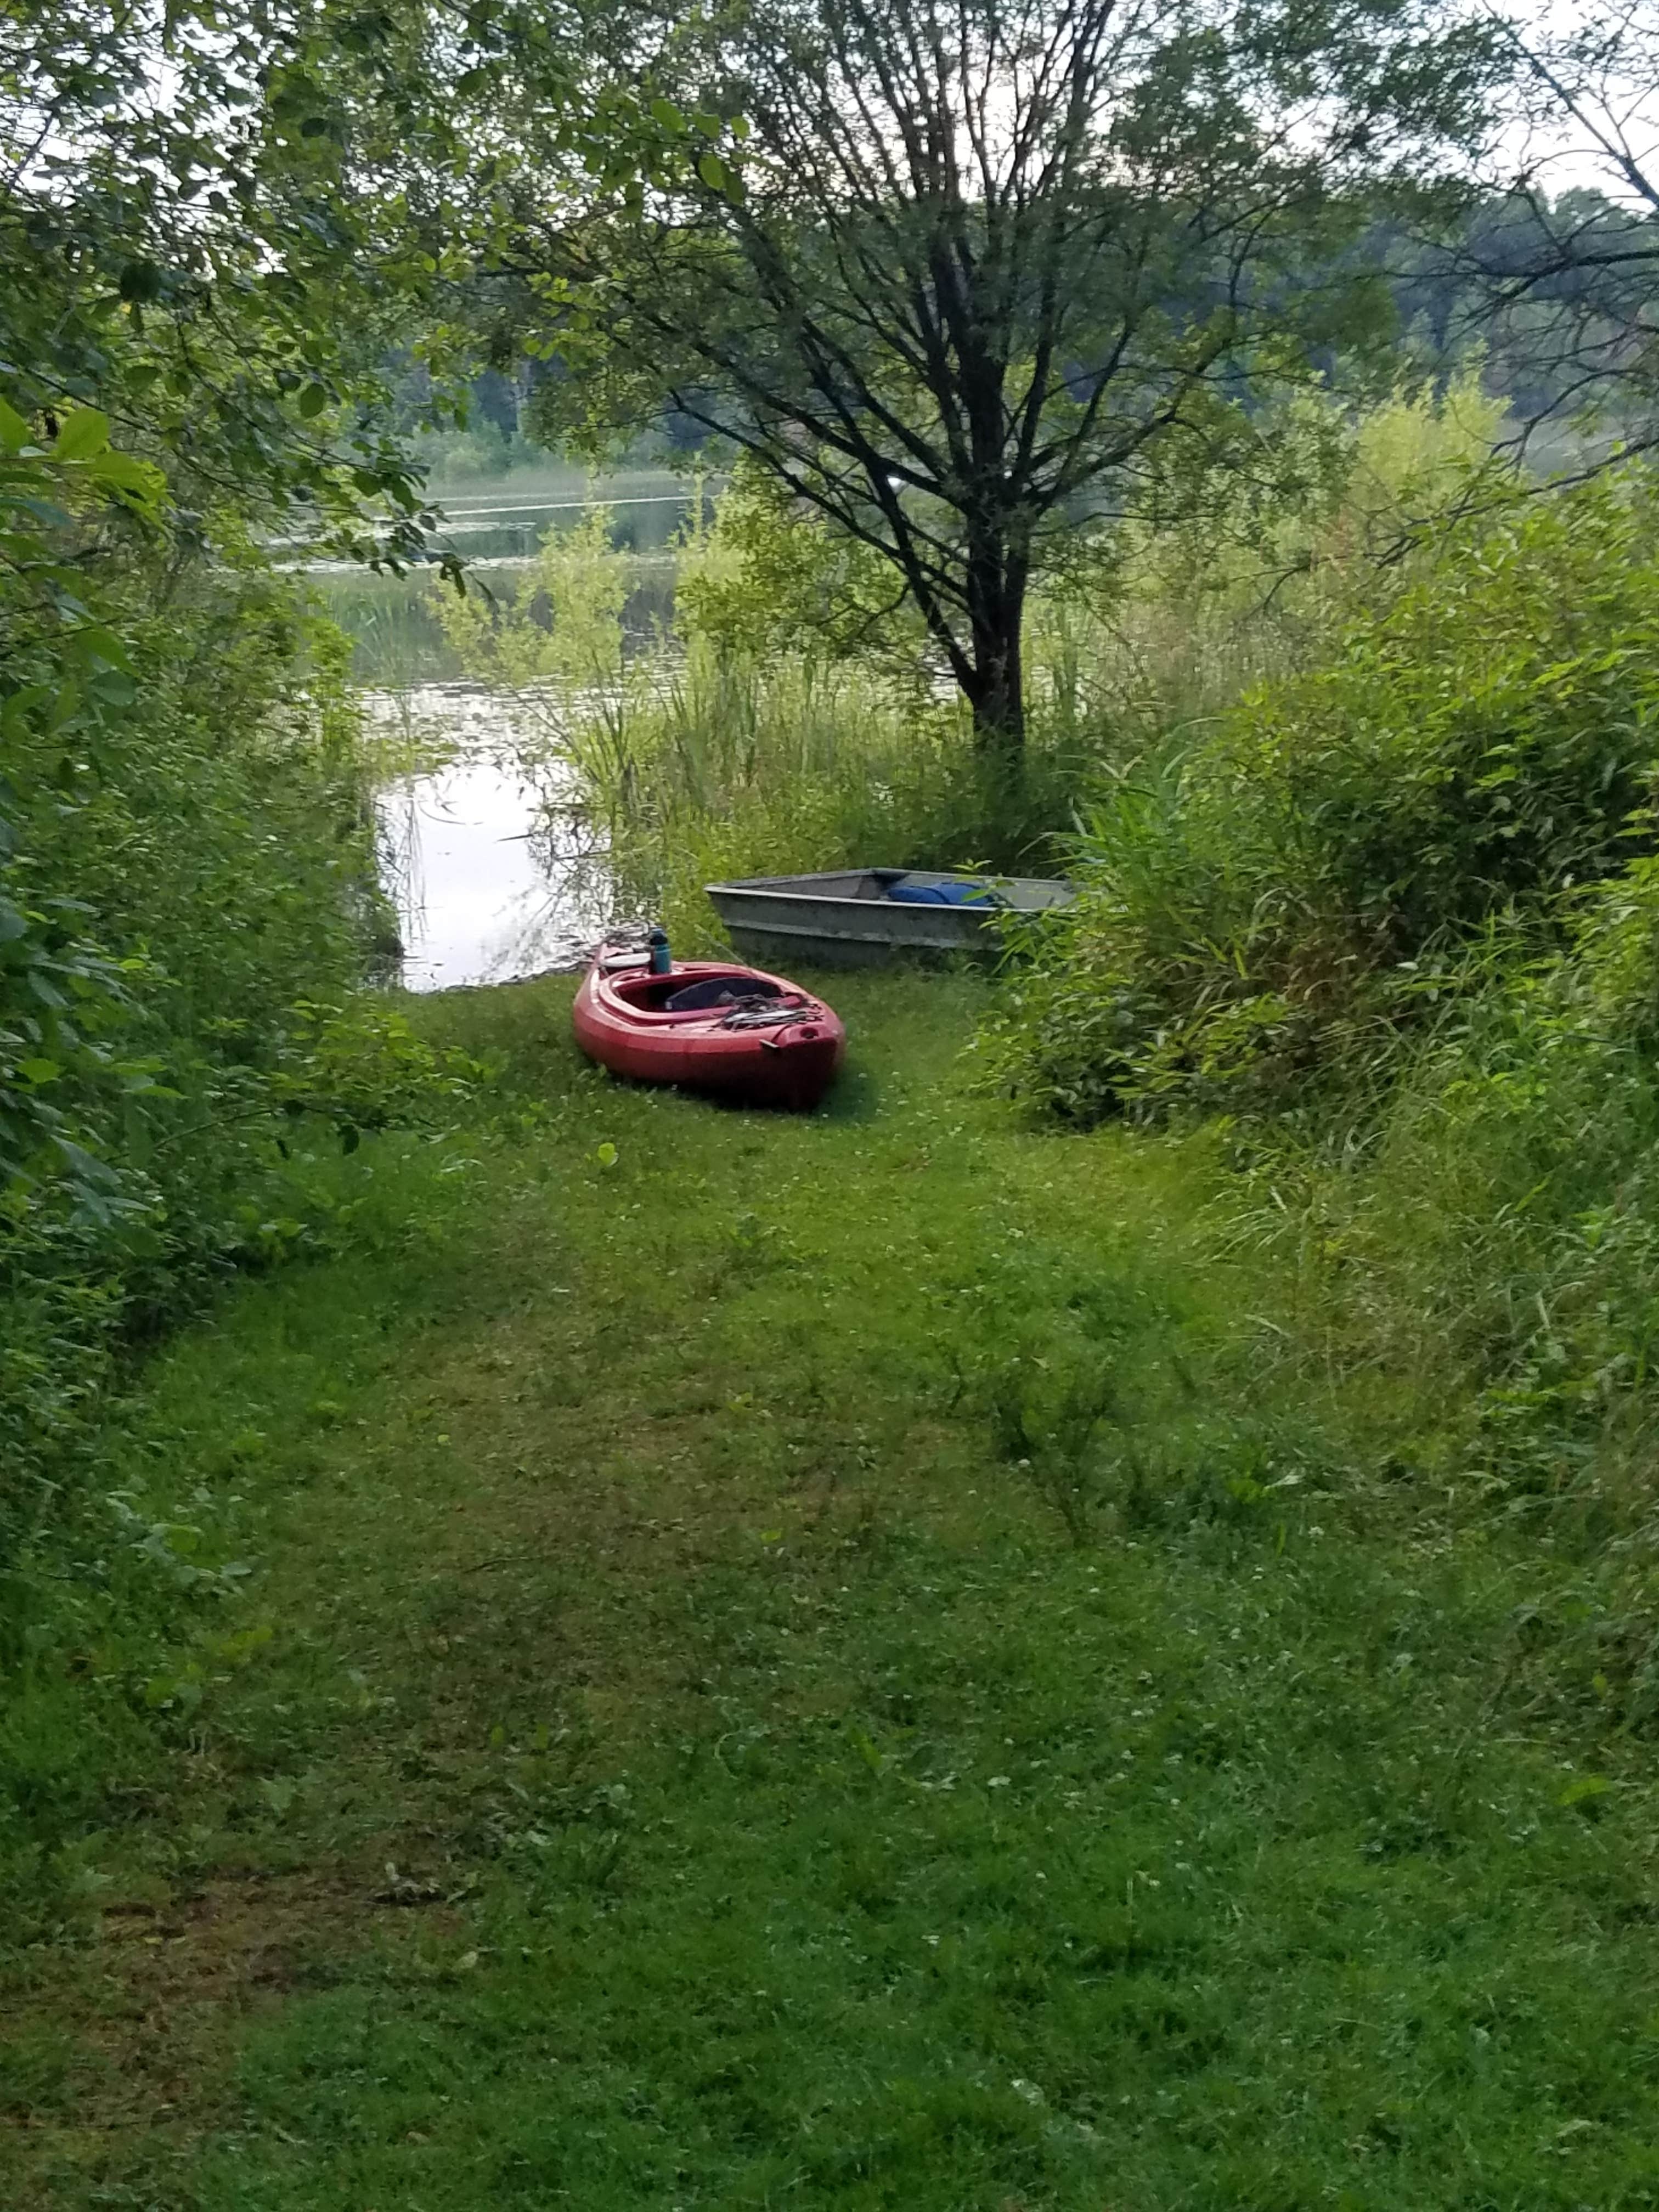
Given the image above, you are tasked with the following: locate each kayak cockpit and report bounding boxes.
[603,967,795,1020]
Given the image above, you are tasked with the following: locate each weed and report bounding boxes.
[982,1354,1119,1546]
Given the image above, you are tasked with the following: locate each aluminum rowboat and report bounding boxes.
[706,868,1073,968]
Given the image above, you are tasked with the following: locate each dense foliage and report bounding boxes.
[0,419,493,1926]
[0,0,474,558]
[479,0,1505,753]
[0,0,530,1474]
[984,467,1659,1123]
[0,2,494,1916]
[980,451,1659,1690]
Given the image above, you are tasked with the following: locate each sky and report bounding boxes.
[1489,0,1659,206]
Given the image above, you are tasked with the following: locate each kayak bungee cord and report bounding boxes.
[719,996,812,1030]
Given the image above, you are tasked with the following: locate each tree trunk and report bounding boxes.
[963,540,1027,766]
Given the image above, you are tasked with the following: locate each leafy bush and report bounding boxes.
[1,422,474,1627]
[977,444,1659,1722]
[0,492,486,1932]
[983,467,1659,1121]
[0,610,473,1533]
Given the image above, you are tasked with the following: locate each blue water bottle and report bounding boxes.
[647,926,671,975]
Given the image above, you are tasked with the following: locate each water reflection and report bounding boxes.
[422,483,709,563]
[370,684,618,991]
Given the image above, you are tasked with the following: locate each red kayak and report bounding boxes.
[572,945,844,1109]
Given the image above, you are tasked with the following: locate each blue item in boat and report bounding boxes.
[887,878,998,907]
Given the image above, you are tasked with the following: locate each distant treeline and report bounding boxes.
[398,184,1659,483]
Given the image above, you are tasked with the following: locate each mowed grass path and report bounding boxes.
[5,972,1658,2210]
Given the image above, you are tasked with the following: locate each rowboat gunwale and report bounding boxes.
[704,867,1074,967]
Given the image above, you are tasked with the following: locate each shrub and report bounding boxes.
[982,467,1659,1121]
[2,506,474,1598]
[1,528,481,1934]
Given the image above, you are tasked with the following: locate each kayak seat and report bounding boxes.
[665,974,785,1013]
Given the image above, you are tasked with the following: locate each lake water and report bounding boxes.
[344,478,690,988]
[369,684,622,991]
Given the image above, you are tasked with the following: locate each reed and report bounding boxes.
[427,489,1084,944]
[416,385,1510,957]
[307,567,471,686]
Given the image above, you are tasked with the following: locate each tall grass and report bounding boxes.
[407,382,1528,977]
[1189,864,1659,1741]
[590,654,1084,949]
[975,416,1659,1707]
[983,460,1659,1123]
[307,566,471,686]
[428,493,1084,946]
[1021,373,1510,757]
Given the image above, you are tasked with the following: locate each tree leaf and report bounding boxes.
[91,451,165,505]
[2,685,50,738]
[47,679,82,731]
[117,261,164,304]
[52,409,111,461]
[71,624,135,674]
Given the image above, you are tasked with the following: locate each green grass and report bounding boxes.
[4,970,1658,2210]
